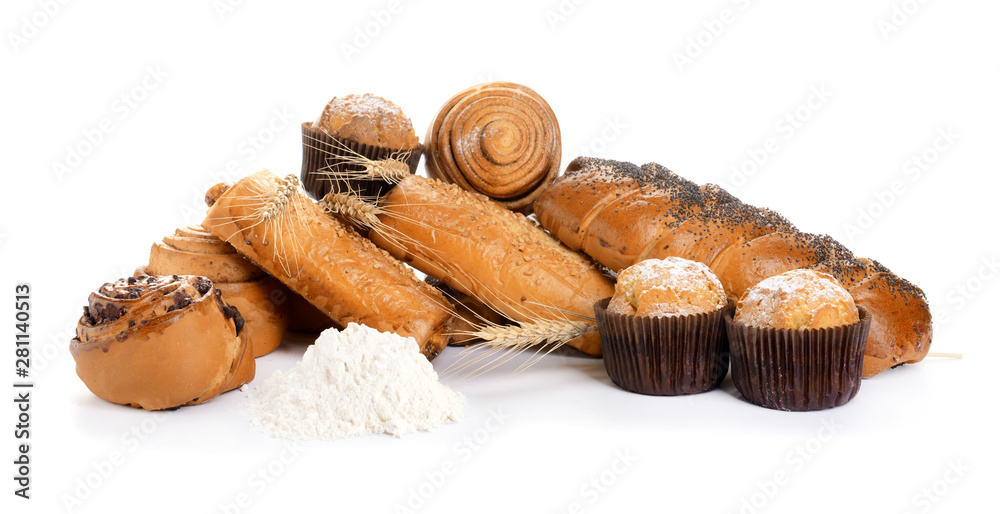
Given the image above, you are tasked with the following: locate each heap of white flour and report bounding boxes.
[248,323,465,440]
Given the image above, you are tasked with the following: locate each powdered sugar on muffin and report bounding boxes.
[735,269,859,329]
[608,257,727,317]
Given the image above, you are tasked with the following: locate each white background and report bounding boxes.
[2,1,997,512]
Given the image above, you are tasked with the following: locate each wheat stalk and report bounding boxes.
[304,133,412,183]
[320,191,382,229]
[261,174,300,221]
[365,157,411,182]
[475,320,595,348]
[444,320,597,380]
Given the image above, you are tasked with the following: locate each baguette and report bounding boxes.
[203,170,454,359]
[368,175,615,356]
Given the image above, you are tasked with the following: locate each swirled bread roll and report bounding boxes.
[425,82,561,213]
[70,275,254,410]
[138,225,289,357]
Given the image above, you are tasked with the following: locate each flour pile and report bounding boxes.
[248,323,465,440]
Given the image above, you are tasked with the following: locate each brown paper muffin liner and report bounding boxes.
[300,122,422,201]
[594,298,729,396]
[725,306,871,411]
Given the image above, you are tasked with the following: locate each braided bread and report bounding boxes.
[534,157,932,377]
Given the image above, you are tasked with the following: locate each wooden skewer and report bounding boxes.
[927,352,962,359]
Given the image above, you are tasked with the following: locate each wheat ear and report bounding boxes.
[319,191,382,230]
[262,174,300,221]
[444,320,597,380]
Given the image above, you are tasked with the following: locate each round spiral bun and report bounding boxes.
[425,82,561,212]
[608,257,727,317]
[70,275,254,410]
[735,269,859,330]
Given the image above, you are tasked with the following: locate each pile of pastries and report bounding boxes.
[69,83,933,413]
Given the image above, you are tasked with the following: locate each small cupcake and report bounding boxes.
[594,257,729,395]
[300,93,422,201]
[725,269,872,411]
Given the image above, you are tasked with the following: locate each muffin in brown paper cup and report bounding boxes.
[594,298,730,396]
[725,306,871,411]
[300,121,422,201]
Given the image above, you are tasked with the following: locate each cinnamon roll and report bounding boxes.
[425,82,561,213]
[70,275,254,411]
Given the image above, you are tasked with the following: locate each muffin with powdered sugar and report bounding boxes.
[594,257,730,396]
[725,269,872,411]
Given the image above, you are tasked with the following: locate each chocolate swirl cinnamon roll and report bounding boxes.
[70,275,254,410]
[425,82,561,213]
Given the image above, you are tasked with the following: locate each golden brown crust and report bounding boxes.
[424,277,510,346]
[370,175,614,356]
[535,157,645,252]
[642,203,795,267]
[424,82,561,212]
[734,269,859,329]
[848,272,932,378]
[535,157,707,272]
[147,226,264,283]
[608,258,727,317]
[70,276,253,410]
[314,93,419,150]
[710,232,853,303]
[142,225,287,357]
[202,170,453,359]
[536,156,932,378]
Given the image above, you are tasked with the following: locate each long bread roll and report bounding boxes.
[203,170,454,359]
[368,175,615,356]
[534,156,932,377]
